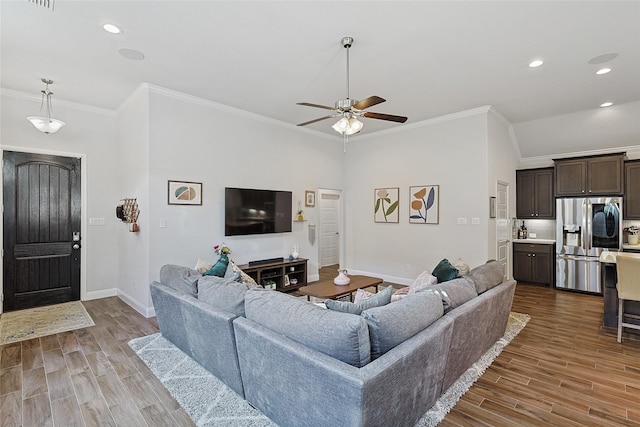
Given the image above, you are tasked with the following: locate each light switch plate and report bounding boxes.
[457,217,467,225]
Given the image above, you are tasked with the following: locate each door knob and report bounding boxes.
[72,243,81,250]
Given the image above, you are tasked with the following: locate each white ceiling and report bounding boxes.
[2,1,639,159]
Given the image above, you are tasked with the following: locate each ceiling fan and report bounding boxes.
[297,37,408,143]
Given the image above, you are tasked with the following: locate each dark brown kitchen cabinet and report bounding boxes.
[625,160,640,219]
[513,243,554,286]
[555,154,624,196]
[516,168,554,219]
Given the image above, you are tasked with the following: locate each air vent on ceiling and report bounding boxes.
[27,0,55,11]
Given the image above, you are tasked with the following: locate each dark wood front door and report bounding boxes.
[3,151,81,312]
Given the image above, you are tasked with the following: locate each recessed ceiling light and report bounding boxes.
[118,48,145,61]
[595,67,611,75]
[600,102,613,108]
[588,53,618,65]
[103,23,123,34]
[529,60,544,68]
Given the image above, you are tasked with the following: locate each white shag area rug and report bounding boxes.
[0,301,95,345]
[129,312,529,427]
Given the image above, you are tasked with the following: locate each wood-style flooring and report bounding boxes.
[1,275,639,426]
[442,283,640,427]
[0,298,194,427]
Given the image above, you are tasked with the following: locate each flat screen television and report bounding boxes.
[225,187,292,236]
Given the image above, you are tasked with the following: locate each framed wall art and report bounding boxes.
[374,187,399,223]
[305,190,315,207]
[409,185,439,224]
[168,180,202,205]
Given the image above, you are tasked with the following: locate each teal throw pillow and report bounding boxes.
[432,258,459,283]
[204,253,229,277]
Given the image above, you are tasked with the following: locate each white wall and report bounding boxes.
[115,86,152,315]
[487,108,520,259]
[0,87,521,315]
[143,86,344,293]
[0,91,121,309]
[343,110,490,285]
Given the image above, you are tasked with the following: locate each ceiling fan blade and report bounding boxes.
[353,96,386,110]
[296,102,335,111]
[297,115,335,126]
[362,112,408,123]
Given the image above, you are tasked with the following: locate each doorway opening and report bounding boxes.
[317,189,342,268]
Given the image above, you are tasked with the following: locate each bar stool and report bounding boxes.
[616,254,640,343]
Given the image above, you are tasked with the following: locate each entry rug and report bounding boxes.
[0,301,95,345]
[129,312,529,427]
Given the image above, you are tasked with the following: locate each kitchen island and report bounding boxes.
[601,252,640,329]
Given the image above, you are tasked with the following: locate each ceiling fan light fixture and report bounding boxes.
[332,116,363,135]
[345,117,363,135]
[27,78,66,134]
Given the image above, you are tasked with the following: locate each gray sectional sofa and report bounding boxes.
[150,261,516,427]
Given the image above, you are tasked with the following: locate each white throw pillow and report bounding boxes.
[353,288,374,303]
[452,258,470,276]
[194,258,213,274]
[409,271,437,294]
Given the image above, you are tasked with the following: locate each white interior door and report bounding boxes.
[496,181,510,279]
[318,189,341,267]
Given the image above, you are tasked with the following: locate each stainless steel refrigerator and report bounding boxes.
[556,197,623,293]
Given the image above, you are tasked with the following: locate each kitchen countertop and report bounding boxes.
[599,251,640,263]
[512,238,555,244]
[622,243,640,251]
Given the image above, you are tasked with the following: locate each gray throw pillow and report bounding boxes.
[424,277,478,312]
[159,264,202,297]
[324,285,393,315]
[244,289,371,367]
[466,261,504,294]
[198,276,253,317]
[362,291,444,360]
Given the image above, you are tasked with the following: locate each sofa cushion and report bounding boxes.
[244,289,371,367]
[426,277,478,312]
[466,261,504,294]
[324,285,393,315]
[409,271,438,293]
[362,291,444,360]
[198,276,254,317]
[159,264,202,297]
[432,258,459,283]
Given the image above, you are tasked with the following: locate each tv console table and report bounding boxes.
[237,258,307,292]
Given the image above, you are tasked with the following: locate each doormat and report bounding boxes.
[130,312,529,427]
[0,301,95,345]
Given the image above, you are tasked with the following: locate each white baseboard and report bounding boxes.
[344,269,412,286]
[84,288,118,300]
[117,289,155,318]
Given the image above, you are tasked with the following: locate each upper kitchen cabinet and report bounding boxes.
[625,160,640,219]
[516,168,554,219]
[555,154,624,197]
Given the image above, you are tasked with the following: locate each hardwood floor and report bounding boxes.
[0,298,194,427]
[1,279,639,426]
[442,283,640,427]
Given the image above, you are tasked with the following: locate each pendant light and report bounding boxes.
[27,78,66,134]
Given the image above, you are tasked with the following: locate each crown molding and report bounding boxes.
[354,105,493,141]
[0,87,116,117]
[143,83,337,141]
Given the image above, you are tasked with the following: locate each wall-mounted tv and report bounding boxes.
[225,187,292,236]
